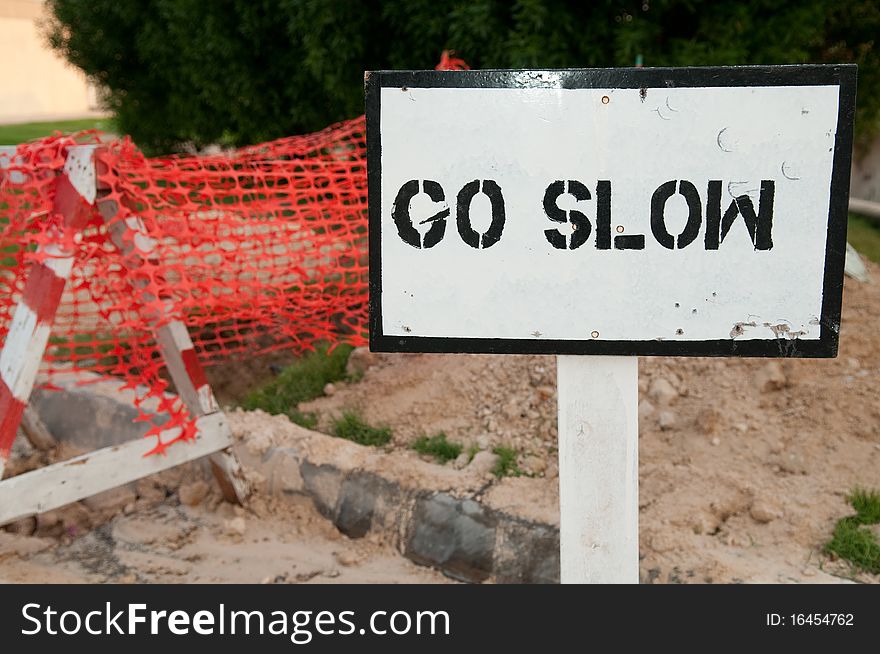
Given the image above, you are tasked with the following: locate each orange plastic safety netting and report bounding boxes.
[0,117,369,453]
[0,53,468,454]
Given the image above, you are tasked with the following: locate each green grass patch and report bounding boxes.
[825,488,880,575]
[848,213,880,264]
[491,446,523,478]
[332,410,392,446]
[241,343,353,428]
[412,433,462,463]
[286,409,318,430]
[0,118,115,144]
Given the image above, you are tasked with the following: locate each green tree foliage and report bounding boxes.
[45,0,880,153]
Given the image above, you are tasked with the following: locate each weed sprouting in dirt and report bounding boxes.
[491,446,523,478]
[849,488,880,523]
[287,409,318,430]
[242,343,353,427]
[332,410,392,446]
[412,433,462,463]
[825,487,880,575]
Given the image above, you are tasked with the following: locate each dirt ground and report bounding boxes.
[297,261,880,583]
[1,263,878,584]
[0,462,448,584]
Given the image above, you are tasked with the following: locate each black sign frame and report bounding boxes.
[365,65,857,357]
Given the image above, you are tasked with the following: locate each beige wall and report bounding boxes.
[0,0,100,123]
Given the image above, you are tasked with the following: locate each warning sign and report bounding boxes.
[366,66,856,357]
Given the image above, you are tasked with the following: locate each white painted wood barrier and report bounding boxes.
[0,144,248,524]
[0,413,233,526]
[557,355,639,583]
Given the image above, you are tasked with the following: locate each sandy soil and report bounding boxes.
[0,476,448,584]
[298,262,880,583]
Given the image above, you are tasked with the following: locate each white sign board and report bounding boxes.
[366,66,856,357]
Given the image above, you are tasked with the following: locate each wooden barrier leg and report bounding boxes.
[96,190,249,504]
[0,413,233,525]
[0,146,96,478]
[0,296,56,478]
[154,321,249,503]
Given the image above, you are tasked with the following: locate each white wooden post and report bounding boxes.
[557,355,639,583]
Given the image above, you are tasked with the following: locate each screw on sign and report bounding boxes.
[365,66,857,583]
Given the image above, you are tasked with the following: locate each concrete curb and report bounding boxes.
[296,462,559,584]
[233,415,561,584]
[25,382,562,583]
